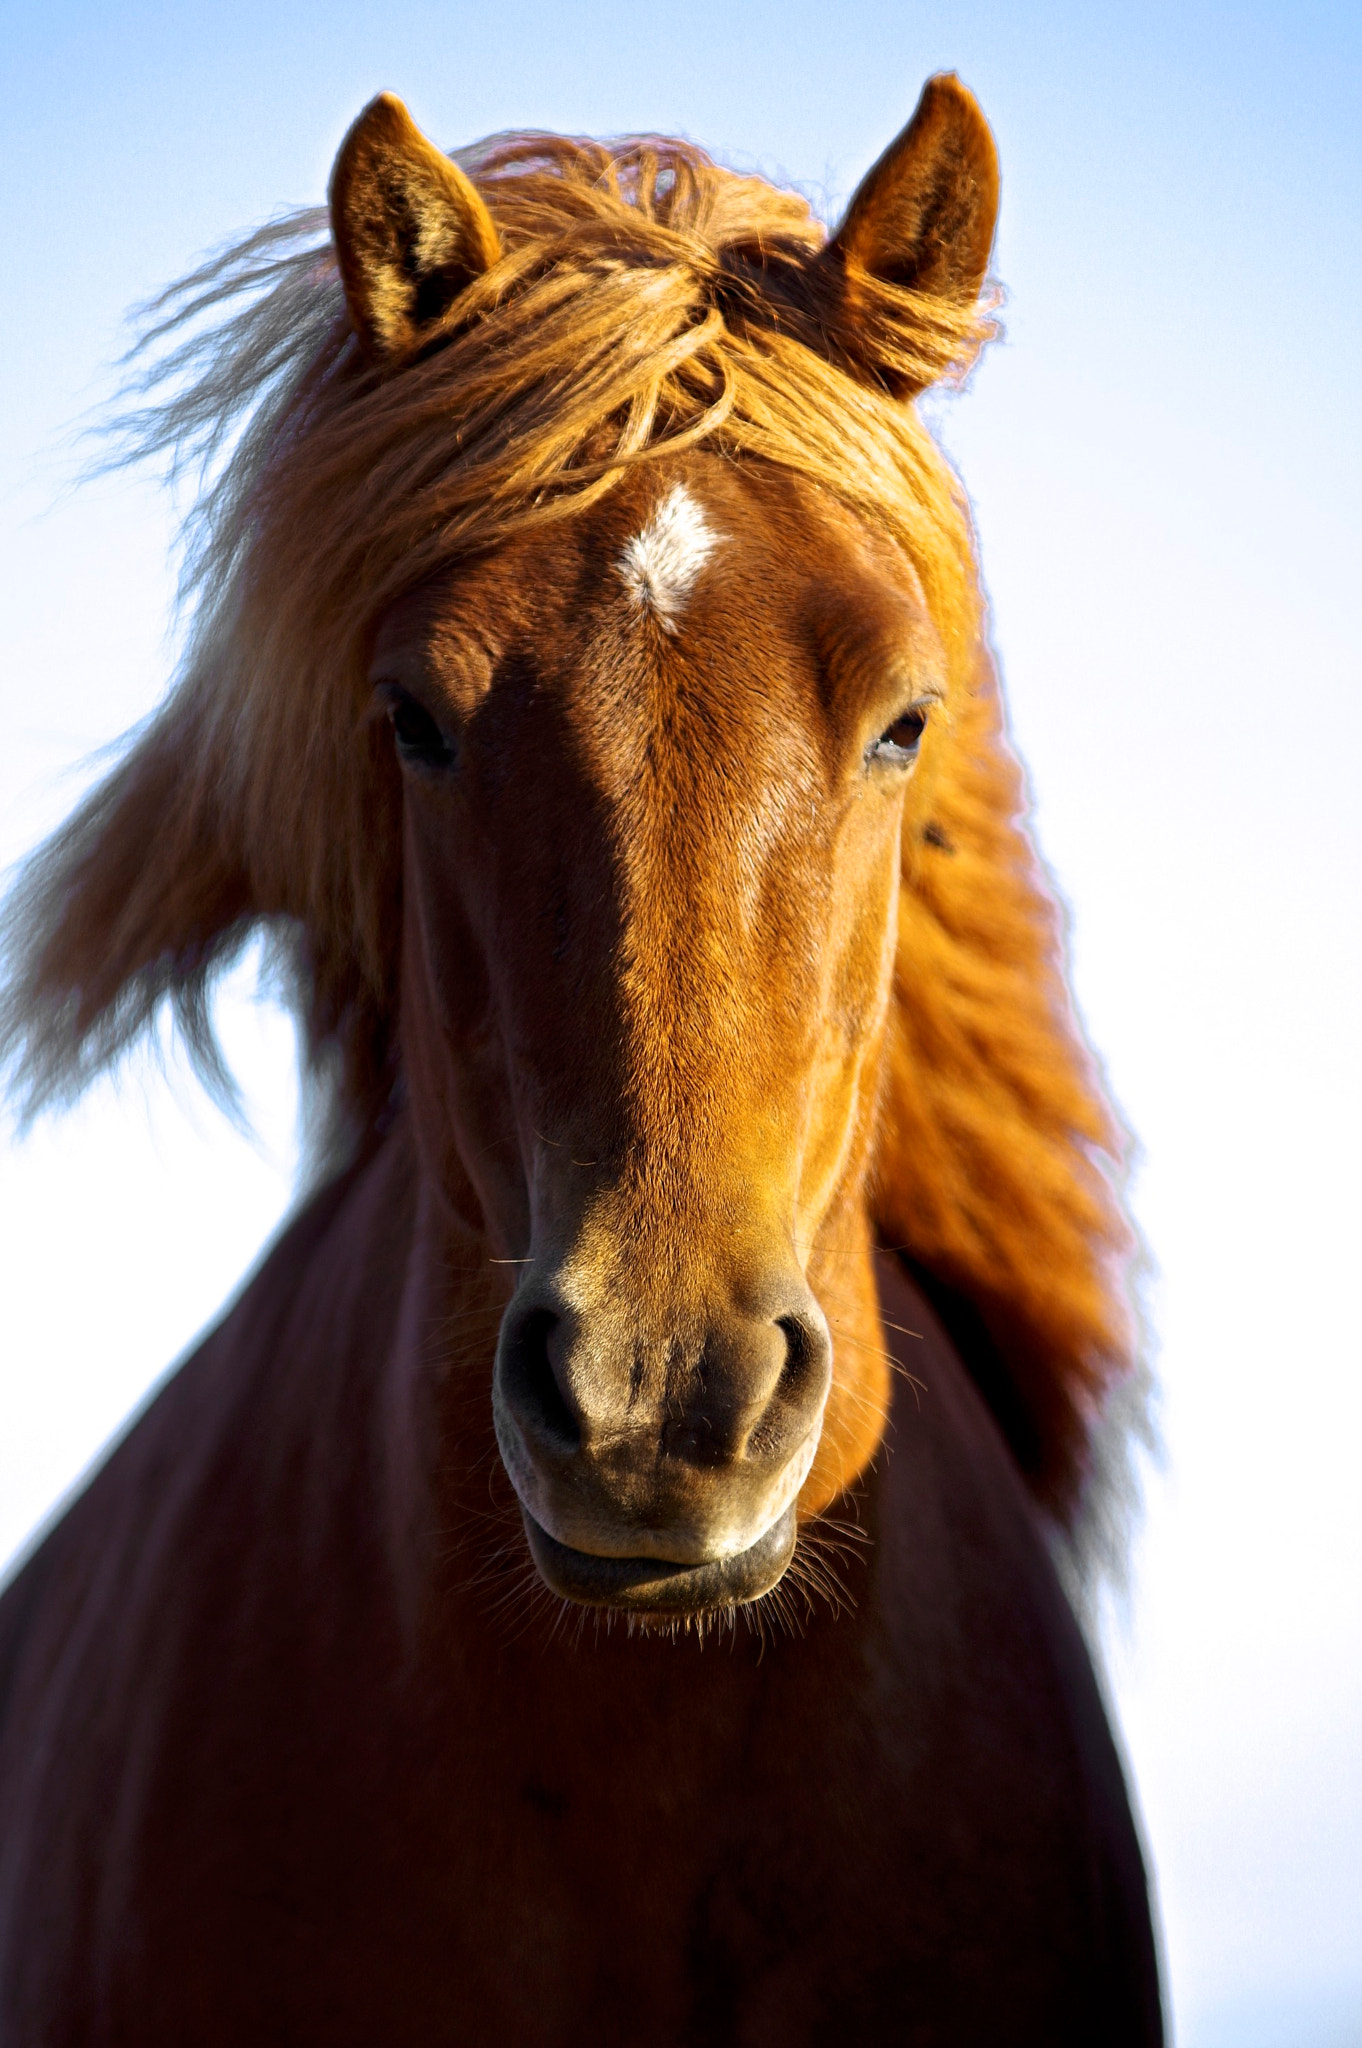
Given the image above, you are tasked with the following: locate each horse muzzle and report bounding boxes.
[491,1267,831,1613]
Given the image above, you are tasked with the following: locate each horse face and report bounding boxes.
[374,454,944,1611]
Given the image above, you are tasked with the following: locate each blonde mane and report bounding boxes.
[1,130,1138,1525]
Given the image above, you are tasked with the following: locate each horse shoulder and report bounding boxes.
[0,1135,419,2033]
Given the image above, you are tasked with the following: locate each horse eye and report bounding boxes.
[870,705,930,768]
[385,690,455,768]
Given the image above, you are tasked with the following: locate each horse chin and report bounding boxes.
[521,1503,798,1615]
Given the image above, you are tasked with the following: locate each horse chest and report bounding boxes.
[74,1275,1143,2044]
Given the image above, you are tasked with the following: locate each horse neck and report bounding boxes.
[360,1123,513,1616]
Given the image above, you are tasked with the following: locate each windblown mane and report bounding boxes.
[0,131,1140,1529]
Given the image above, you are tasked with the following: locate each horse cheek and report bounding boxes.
[400,804,529,1252]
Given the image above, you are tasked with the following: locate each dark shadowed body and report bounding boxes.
[0,1135,1157,2043]
[0,75,1161,2043]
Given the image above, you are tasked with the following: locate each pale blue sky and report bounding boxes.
[3,5,1360,2043]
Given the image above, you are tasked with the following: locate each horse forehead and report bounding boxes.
[617,481,723,633]
[592,476,824,782]
[382,461,926,733]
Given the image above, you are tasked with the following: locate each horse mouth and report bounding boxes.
[522,1503,797,1613]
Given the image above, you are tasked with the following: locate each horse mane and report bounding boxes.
[0,129,1142,1532]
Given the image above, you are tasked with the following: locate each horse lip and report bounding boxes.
[521,1503,798,1612]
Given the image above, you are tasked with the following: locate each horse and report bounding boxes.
[0,75,1162,2044]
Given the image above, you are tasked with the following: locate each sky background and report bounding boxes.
[2,4,1360,2042]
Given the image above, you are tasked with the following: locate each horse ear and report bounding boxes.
[825,74,999,310]
[329,93,501,362]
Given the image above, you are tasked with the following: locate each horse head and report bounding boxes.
[8,81,1132,1620]
[329,85,998,1613]
[372,460,951,1607]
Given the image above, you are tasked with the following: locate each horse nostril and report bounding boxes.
[775,1312,828,1403]
[500,1307,581,1456]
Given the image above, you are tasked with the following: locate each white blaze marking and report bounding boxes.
[618,483,722,632]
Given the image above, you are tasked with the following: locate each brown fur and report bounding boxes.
[2,78,1133,1516]
[0,81,1163,2042]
